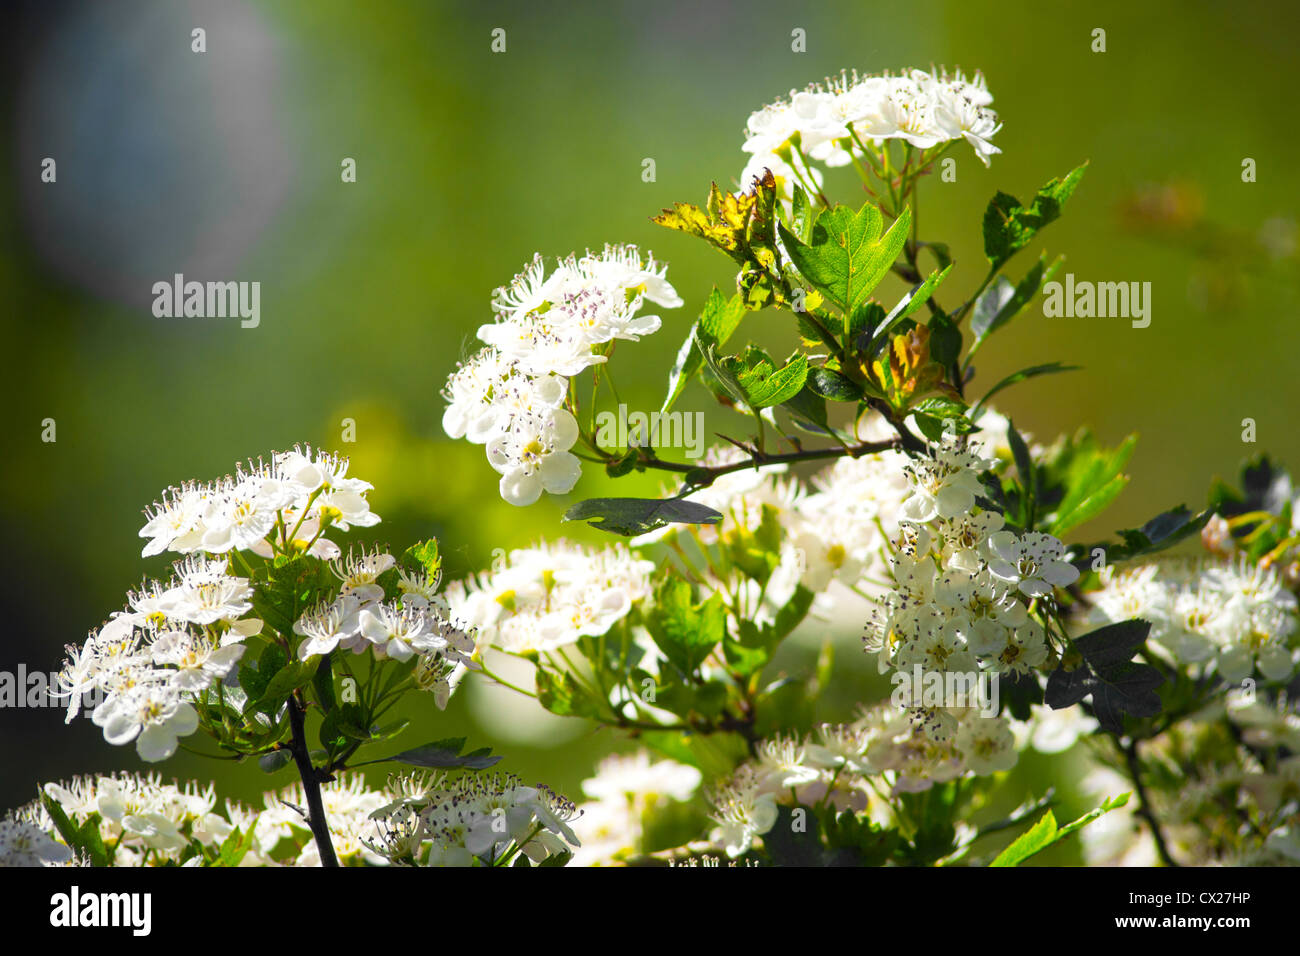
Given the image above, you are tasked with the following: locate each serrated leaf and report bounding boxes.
[563,497,724,537]
[983,163,1087,270]
[645,577,727,674]
[720,348,810,408]
[383,738,502,770]
[1045,621,1164,733]
[779,203,910,315]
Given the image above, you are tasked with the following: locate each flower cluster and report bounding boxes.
[365,770,581,866]
[442,246,682,505]
[56,450,474,761]
[295,545,476,708]
[15,773,237,867]
[705,705,1022,859]
[11,770,581,868]
[444,540,654,655]
[54,555,254,761]
[139,445,378,559]
[1087,557,1299,682]
[740,66,1001,201]
[568,751,701,865]
[865,436,1075,750]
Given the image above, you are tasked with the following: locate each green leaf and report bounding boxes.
[806,367,864,402]
[971,362,1080,418]
[779,202,910,315]
[1043,431,1137,537]
[926,311,962,367]
[214,826,259,867]
[257,749,293,773]
[640,729,751,778]
[562,497,724,537]
[1007,418,1037,528]
[378,738,502,770]
[41,794,111,868]
[1114,507,1213,561]
[644,577,727,674]
[250,555,337,639]
[913,397,975,442]
[403,539,441,579]
[983,163,1087,270]
[248,660,315,715]
[989,794,1130,867]
[718,346,810,408]
[535,667,603,719]
[787,184,815,243]
[653,173,779,268]
[970,254,1062,350]
[1045,620,1164,732]
[662,289,748,413]
[881,264,952,334]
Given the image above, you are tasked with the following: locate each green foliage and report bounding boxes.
[968,253,1063,355]
[402,539,441,579]
[1036,429,1137,536]
[1045,621,1164,732]
[562,496,724,536]
[41,792,113,867]
[535,667,604,719]
[644,577,727,675]
[662,288,748,413]
[711,344,810,409]
[779,202,911,319]
[989,793,1130,867]
[982,163,1087,271]
[365,737,502,770]
[248,554,338,639]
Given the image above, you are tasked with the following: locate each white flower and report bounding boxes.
[987,530,1080,598]
[331,545,396,602]
[447,540,653,655]
[580,752,701,804]
[0,818,74,867]
[754,733,822,789]
[899,440,994,524]
[486,406,582,506]
[199,474,293,554]
[955,715,1017,775]
[708,767,779,859]
[138,484,205,557]
[294,596,363,660]
[1027,703,1098,754]
[150,630,245,691]
[158,556,254,626]
[94,679,199,762]
[358,603,447,662]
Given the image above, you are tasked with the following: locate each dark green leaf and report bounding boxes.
[562,497,724,537]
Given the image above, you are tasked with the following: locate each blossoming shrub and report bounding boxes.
[6,66,1298,868]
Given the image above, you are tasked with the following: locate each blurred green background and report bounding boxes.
[3,0,1297,860]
